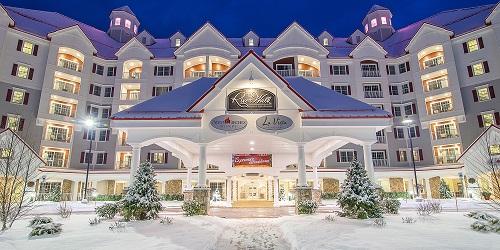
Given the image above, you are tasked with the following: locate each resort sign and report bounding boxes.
[256,114,293,132]
[209,115,248,132]
[232,154,272,168]
[227,88,276,111]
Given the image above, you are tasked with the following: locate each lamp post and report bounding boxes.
[402,118,420,198]
[81,118,95,203]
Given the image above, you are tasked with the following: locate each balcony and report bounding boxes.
[373,159,388,167]
[364,91,384,98]
[276,69,295,77]
[432,127,459,140]
[57,58,82,72]
[120,92,140,101]
[376,135,386,144]
[298,69,319,78]
[425,78,448,92]
[362,70,381,77]
[122,71,142,79]
[117,161,131,169]
[49,103,74,117]
[423,56,444,70]
[46,158,66,168]
[430,102,452,114]
[46,132,70,143]
[54,79,78,94]
[436,155,457,165]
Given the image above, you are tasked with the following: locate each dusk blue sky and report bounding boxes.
[3,0,498,38]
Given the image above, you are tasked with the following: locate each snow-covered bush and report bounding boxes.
[439,180,453,199]
[381,198,401,214]
[29,222,62,237]
[121,162,162,220]
[384,192,410,199]
[427,200,442,214]
[297,200,318,214]
[471,221,494,232]
[161,194,184,201]
[402,217,417,223]
[372,218,386,227]
[467,212,500,233]
[324,214,336,222]
[46,189,61,202]
[337,159,382,219]
[320,192,338,200]
[28,216,53,227]
[95,203,120,219]
[182,200,204,216]
[93,194,123,201]
[57,202,72,218]
[466,212,499,224]
[160,216,173,225]
[89,217,101,226]
[417,202,432,216]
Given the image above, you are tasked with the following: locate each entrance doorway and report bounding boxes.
[233,176,274,208]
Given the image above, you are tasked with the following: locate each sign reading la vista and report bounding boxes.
[233,154,272,168]
[227,88,276,111]
[256,115,293,132]
[210,115,248,132]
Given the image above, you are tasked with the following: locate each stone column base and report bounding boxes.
[312,188,322,205]
[294,186,313,214]
[193,187,210,215]
[183,190,194,201]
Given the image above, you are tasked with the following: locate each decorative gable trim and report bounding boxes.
[115,37,153,58]
[174,22,240,56]
[486,2,500,24]
[47,25,97,53]
[349,35,387,57]
[404,23,453,52]
[0,4,14,26]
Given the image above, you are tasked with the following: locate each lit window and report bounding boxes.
[323,38,329,46]
[339,150,355,162]
[150,152,166,164]
[175,38,181,47]
[472,62,485,76]
[7,115,20,131]
[482,113,495,127]
[490,145,500,155]
[134,25,137,34]
[11,89,25,104]
[17,65,29,79]
[394,127,405,139]
[467,39,479,52]
[21,41,34,55]
[476,86,491,102]
[381,17,387,25]
[398,150,408,162]
[371,18,377,28]
[412,149,421,162]
[0,148,12,159]
[364,24,369,33]
[114,18,121,26]
[248,38,254,46]
[125,19,131,29]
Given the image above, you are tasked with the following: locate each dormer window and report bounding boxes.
[175,38,181,47]
[371,18,377,28]
[381,17,387,25]
[323,38,329,46]
[134,25,138,34]
[115,18,121,26]
[125,19,131,29]
[365,24,369,33]
[248,38,254,46]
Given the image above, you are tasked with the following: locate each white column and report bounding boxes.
[273,176,279,207]
[313,165,320,189]
[425,178,432,199]
[197,144,207,188]
[226,176,232,206]
[129,144,141,183]
[71,181,79,201]
[297,143,307,187]
[184,167,193,190]
[362,143,375,181]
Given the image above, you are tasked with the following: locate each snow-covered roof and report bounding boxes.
[4,4,495,59]
[111,52,391,120]
[367,5,389,14]
[113,6,136,16]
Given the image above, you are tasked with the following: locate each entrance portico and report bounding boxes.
[111,51,392,211]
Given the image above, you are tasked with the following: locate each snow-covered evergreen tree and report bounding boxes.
[337,159,382,219]
[439,179,453,199]
[121,162,162,220]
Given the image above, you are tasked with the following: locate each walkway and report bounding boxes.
[209,207,294,218]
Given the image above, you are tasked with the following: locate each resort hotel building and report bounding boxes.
[0,3,499,206]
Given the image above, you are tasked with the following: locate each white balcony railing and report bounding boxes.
[117,161,131,169]
[423,56,444,69]
[46,158,65,168]
[298,70,318,78]
[373,159,388,167]
[50,104,73,117]
[120,92,140,101]
[430,102,452,114]
[54,80,77,94]
[276,69,295,77]
[362,70,381,77]
[46,132,70,143]
[436,155,457,165]
[432,127,459,140]
[211,71,225,78]
[122,72,142,79]
[57,58,81,72]
[426,78,448,92]
[364,91,384,98]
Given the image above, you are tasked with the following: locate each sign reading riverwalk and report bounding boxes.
[210,115,248,132]
[227,88,276,111]
[232,154,272,168]
[256,114,293,132]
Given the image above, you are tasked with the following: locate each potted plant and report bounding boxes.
[481,191,492,200]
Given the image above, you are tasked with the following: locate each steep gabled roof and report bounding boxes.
[0,128,46,164]
[367,4,389,14]
[113,6,135,16]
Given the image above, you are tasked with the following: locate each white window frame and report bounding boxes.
[16,64,30,79]
[476,85,491,102]
[371,18,377,27]
[21,40,34,55]
[10,88,25,105]
[248,38,254,46]
[125,19,131,29]
[472,62,485,76]
[114,18,121,26]
[339,150,355,163]
[381,16,387,25]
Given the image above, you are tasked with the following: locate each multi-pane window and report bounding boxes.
[404,103,415,116]
[398,62,409,74]
[249,38,254,46]
[408,126,419,138]
[0,148,12,159]
[381,17,387,25]
[153,86,173,96]
[125,19,131,29]
[81,152,93,164]
[99,129,110,141]
[114,18,121,25]
[371,18,377,27]
[88,106,99,118]
[481,113,495,127]
[387,65,396,75]
[10,89,25,104]
[394,127,405,139]
[412,148,422,162]
[150,152,166,164]
[467,39,479,53]
[339,150,355,163]
[361,64,379,77]
[7,115,20,131]
[44,151,65,167]
[16,64,30,79]
[47,126,68,142]
[426,77,448,91]
[84,129,96,140]
[107,67,116,76]
[323,38,328,46]
[104,86,113,97]
[392,106,402,117]
[489,145,500,155]
[21,41,34,55]
[398,150,408,162]
[332,85,350,95]
[331,65,349,75]
[51,102,72,117]
[91,85,102,96]
[430,99,453,114]
[389,85,398,95]
[401,82,412,94]
[154,66,174,76]
[363,84,382,98]
[175,38,181,47]
[475,86,491,102]
[472,63,484,76]
[93,64,104,75]
[101,107,111,119]
[96,152,107,165]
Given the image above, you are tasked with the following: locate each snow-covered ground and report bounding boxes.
[0,199,499,250]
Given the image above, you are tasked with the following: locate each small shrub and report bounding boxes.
[467,212,500,233]
[95,203,120,219]
[357,209,368,219]
[297,200,318,215]
[465,212,500,224]
[471,221,493,232]
[57,202,72,219]
[109,221,126,232]
[28,216,53,227]
[381,199,401,214]
[402,216,417,223]
[89,217,101,226]
[417,202,432,216]
[93,194,123,201]
[29,223,62,237]
[372,218,386,227]
[46,189,61,202]
[324,214,336,222]
[160,216,174,225]
[321,192,338,200]
[427,200,442,214]
[182,200,204,216]
[383,192,410,199]
[161,194,184,201]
